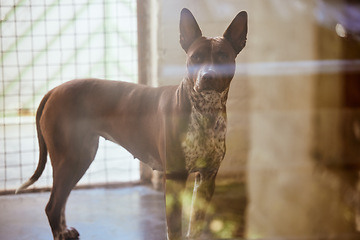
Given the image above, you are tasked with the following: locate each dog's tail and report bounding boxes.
[15,91,52,194]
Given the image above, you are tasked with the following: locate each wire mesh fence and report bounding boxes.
[0,0,140,193]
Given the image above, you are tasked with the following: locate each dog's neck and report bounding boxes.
[181,77,228,173]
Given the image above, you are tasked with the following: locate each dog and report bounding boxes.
[16,8,247,240]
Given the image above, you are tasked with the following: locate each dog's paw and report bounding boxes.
[59,227,80,240]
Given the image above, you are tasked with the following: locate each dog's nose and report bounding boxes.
[201,71,216,82]
[202,72,214,82]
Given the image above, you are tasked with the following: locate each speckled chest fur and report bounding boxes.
[181,86,228,173]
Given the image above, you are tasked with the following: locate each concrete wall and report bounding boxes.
[154,0,360,239]
[245,1,359,238]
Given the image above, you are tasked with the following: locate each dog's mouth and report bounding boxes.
[190,78,229,102]
[194,77,227,93]
[193,84,216,93]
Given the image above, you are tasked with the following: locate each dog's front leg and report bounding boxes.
[186,171,217,239]
[165,177,187,240]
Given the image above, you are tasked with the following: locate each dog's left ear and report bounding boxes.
[223,11,248,55]
[180,8,202,52]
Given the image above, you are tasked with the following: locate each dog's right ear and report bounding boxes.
[180,8,202,52]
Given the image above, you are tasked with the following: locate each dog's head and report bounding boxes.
[180,8,247,93]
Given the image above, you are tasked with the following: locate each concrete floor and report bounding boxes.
[0,185,167,240]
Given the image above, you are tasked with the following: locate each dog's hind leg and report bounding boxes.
[46,135,99,240]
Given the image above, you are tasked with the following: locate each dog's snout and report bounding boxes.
[202,72,215,82]
[194,70,219,92]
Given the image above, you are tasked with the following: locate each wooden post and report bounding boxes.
[137,0,159,183]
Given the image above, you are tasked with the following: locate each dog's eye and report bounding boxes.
[217,53,229,62]
[191,53,204,63]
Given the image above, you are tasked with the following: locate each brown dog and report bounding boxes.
[16,8,247,240]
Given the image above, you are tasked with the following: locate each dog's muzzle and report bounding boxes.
[195,69,218,92]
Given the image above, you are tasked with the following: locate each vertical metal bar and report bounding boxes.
[72,0,78,78]
[29,1,37,187]
[103,0,108,79]
[42,0,50,188]
[102,0,109,183]
[58,0,64,83]
[13,0,23,189]
[86,0,92,78]
[43,0,49,91]
[0,1,8,191]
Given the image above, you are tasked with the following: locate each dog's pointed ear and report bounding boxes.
[223,11,248,55]
[180,8,202,52]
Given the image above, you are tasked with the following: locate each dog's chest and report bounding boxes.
[181,90,227,173]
